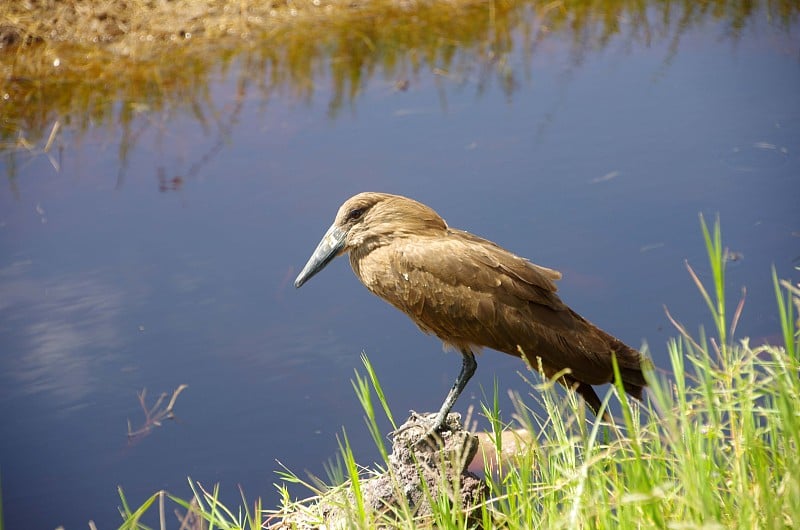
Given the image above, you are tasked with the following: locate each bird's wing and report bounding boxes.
[352,228,645,393]
[359,232,571,345]
[426,230,567,310]
[364,232,631,380]
[450,229,563,286]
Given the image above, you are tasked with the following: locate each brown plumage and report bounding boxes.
[295,192,647,432]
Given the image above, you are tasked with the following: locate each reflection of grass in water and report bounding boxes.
[2,0,519,140]
[1,0,797,173]
[3,1,528,184]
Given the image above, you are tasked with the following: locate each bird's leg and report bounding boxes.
[428,349,477,433]
[390,350,477,442]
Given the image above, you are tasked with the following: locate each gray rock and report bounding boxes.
[272,412,488,529]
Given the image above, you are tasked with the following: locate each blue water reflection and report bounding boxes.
[1,8,798,529]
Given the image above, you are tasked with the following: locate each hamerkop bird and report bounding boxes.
[294,192,647,433]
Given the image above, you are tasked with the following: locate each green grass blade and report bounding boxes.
[699,213,728,348]
[361,353,397,429]
[773,267,797,359]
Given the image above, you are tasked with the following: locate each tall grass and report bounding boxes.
[479,217,799,529]
[118,218,799,528]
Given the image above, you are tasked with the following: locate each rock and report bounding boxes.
[272,412,488,529]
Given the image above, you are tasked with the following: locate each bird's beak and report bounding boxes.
[294,223,347,288]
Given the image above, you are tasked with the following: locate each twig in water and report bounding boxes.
[127,384,189,441]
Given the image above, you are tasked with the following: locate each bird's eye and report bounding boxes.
[347,208,365,221]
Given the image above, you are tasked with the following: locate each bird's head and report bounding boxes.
[294,192,446,288]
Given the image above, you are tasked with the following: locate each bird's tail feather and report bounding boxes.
[597,327,649,395]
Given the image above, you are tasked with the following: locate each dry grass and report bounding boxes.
[1,0,521,148]
[1,0,495,51]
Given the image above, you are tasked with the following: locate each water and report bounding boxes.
[1,4,798,528]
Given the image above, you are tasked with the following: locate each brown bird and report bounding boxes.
[294,192,647,433]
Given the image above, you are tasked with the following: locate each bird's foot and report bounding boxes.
[390,410,436,436]
[391,410,459,447]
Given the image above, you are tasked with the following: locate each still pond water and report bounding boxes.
[1,3,798,528]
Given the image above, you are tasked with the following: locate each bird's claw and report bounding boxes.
[407,409,430,423]
[389,410,429,437]
[389,410,447,447]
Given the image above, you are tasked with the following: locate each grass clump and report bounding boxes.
[117,216,799,528]
[479,217,798,529]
